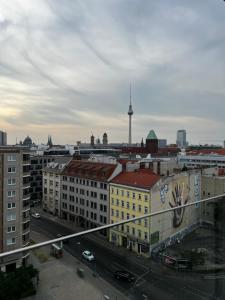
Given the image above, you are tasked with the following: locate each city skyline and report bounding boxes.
[0,1,225,145]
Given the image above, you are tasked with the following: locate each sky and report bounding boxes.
[0,0,225,146]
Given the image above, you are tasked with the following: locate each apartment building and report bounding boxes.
[0,147,31,271]
[109,169,160,256]
[110,168,202,257]
[30,155,55,205]
[60,160,122,230]
[42,157,72,216]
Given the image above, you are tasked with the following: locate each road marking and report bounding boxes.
[182,285,216,300]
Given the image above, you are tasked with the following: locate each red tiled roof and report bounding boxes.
[63,160,117,181]
[111,169,160,190]
[187,149,225,156]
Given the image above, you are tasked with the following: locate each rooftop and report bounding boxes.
[63,160,118,181]
[111,169,160,190]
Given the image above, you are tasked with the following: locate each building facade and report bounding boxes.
[176,130,187,148]
[42,157,72,216]
[110,168,202,257]
[0,147,31,271]
[109,169,160,256]
[60,160,122,231]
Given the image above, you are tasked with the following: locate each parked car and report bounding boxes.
[56,234,69,244]
[32,213,40,219]
[82,250,95,261]
[113,270,135,282]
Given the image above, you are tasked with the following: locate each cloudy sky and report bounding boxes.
[0,0,225,145]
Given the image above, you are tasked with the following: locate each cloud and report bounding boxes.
[0,0,224,145]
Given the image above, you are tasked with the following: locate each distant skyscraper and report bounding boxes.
[128,85,133,145]
[0,131,7,146]
[176,130,187,148]
[102,133,108,145]
[90,134,95,147]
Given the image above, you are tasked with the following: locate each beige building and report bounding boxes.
[42,157,72,216]
[0,147,31,272]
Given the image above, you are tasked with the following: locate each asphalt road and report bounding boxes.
[31,216,224,300]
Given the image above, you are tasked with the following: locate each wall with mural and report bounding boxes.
[150,171,201,251]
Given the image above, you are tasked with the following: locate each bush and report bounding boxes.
[0,265,39,300]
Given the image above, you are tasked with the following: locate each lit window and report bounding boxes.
[7,213,16,221]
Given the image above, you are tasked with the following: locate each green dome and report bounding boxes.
[146,130,157,140]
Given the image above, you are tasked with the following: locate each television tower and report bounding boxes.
[128,84,134,145]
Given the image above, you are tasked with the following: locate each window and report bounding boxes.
[55,182,59,187]
[144,207,148,214]
[8,191,16,197]
[116,210,119,217]
[50,180,53,186]
[8,178,16,185]
[111,209,114,216]
[111,188,114,194]
[126,226,129,233]
[44,179,47,184]
[127,213,130,219]
[69,195,75,202]
[116,199,119,206]
[144,195,148,201]
[138,194,142,200]
[126,202,130,209]
[121,211,124,219]
[132,193,135,199]
[62,193,67,200]
[132,203,135,211]
[70,186,74,192]
[121,200,124,207]
[104,194,107,201]
[144,232,148,240]
[132,228,135,236]
[138,205,142,212]
[7,226,16,233]
[138,230,141,238]
[70,177,74,183]
[8,155,16,161]
[8,167,16,173]
[121,190,124,196]
[7,213,16,221]
[111,198,114,205]
[7,203,16,209]
[116,189,119,195]
[144,219,148,227]
[63,176,67,181]
[7,237,16,245]
[62,185,67,191]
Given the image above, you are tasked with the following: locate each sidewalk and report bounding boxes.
[27,230,129,300]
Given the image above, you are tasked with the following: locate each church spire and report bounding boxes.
[128,84,134,145]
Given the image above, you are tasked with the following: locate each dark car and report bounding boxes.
[113,270,135,282]
[56,234,69,244]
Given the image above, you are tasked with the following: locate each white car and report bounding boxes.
[82,250,95,261]
[32,213,40,219]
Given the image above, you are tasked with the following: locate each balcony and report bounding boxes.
[1,194,225,299]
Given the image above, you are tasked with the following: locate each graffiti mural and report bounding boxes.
[169,179,190,228]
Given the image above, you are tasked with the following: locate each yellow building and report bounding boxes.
[109,169,160,256]
[110,169,202,257]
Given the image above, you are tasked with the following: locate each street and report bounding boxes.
[31,216,225,300]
